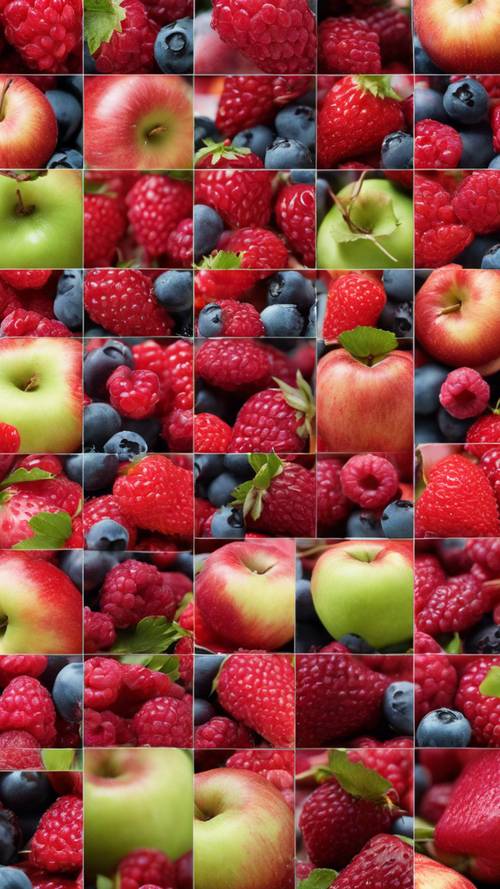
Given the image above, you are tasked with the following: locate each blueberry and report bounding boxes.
[175,552,194,579]
[84,551,117,592]
[275,105,316,148]
[195,386,228,419]
[338,634,376,653]
[296,558,304,581]
[415,88,449,124]
[0,772,52,815]
[489,156,500,170]
[18,814,40,845]
[233,126,275,159]
[415,364,449,415]
[381,131,413,169]
[104,431,148,461]
[346,510,383,538]
[437,407,473,442]
[416,708,472,747]
[195,116,221,151]
[305,303,316,337]
[86,326,110,337]
[379,300,413,338]
[59,550,83,591]
[0,816,20,864]
[198,303,224,337]
[154,18,193,73]
[84,340,133,399]
[86,519,129,551]
[459,124,495,168]
[124,417,161,448]
[152,270,192,314]
[455,234,500,268]
[195,454,225,482]
[223,454,253,478]
[194,204,224,262]
[316,178,330,225]
[211,506,245,538]
[195,699,217,724]
[83,453,119,494]
[392,816,414,839]
[414,36,444,74]
[75,128,83,152]
[84,403,121,450]
[481,244,500,269]
[207,473,239,507]
[260,304,304,336]
[64,454,83,483]
[54,269,82,330]
[265,138,313,169]
[0,868,32,889]
[47,149,82,169]
[414,764,431,802]
[383,681,414,735]
[382,270,413,303]
[84,41,97,73]
[381,500,414,538]
[62,75,82,100]
[295,622,333,653]
[45,90,82,147]
[443,78,489,124]
[195,655,224,698]
[52,662,83,723]
[267,272,315,311]
[466,622,500,654]
[296,579,316,622]
[290,170,315,184]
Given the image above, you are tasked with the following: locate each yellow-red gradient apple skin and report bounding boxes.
[0,553,82,653]
[0,338,82,453]
[415,854,476,888]
[194,768,294,889]
[414,0,500,74]
[0,76,57,168]
[317,348,413,452]
[195,539,295,650]
[84,75,193,169]
[416,266,500,369]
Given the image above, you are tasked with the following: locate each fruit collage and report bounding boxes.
[0,0,499,888]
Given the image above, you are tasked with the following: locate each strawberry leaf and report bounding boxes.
[338,326,398,362]
[316,750,393,802]
[196,251,243,270]
[298,869,338,889]
[195,140,251,166]
[110,617,185,654]
[231,453,284,520]
[84,0,126,55]
[0,467,54,488]
[42,749,76,771]
[479,666,500,698]
[12,511,72,550]
[355,75,402,101]
[121,654,181,681]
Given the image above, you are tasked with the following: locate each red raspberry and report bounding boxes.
[83,708,122,747]
[465,413,500,456]
[0,731,43,769]
[215,75,276,137]
[0,279,21,321]
[132,695,193,746]
[0,656,47,686]
[467,537,500,574]
[0,0,81,72]
[94,0,156,73]
[0,422,20,453]
[83,495,137,549]
[415,654,457,724]
[439,367,490,419]
[317,457,351,528]
[197,300,264,337]
[133,339,193,410]
[415,631,443,654]
[142,0,192,24]
[113,455,193,540]
[0,676,56,745]
[84,657,123,710]
[127,175,193,257]
[0,270,51,289]
[340,453,399,510]
[323,272,386,341]
[174,637,193,687]
[115,664,184,716]
[415,174,473,268]
[195,269,264,309]
[195,170,273,229]
[227,749,293,777]
[161,408,193,452]
[492,104,500,153]
[107,366,161,419]
[166,218,193,268]
[117,849,177,889]
[452,171,500,234]
[275,184,315,267]
[415,554,446,615]
[479,449,500,506]
[455,657,500,747]
[100,559,175,629]
[37,318,71,336]
[319,17,381,74]
[420,783,454,824]
[348,748,412,800]
[357,6,411,65]
[84,269,174,337]
[84,607,117,653]
[415,120,463,169]
[261,344,297,387]
[194,413,232,453]
[222,227,289,269]
[31,795,82,873]
[0,309,47,337]
[84,194,127,268]
[416,573,491,636]
[196,338,270,391]
[194,716,255,748]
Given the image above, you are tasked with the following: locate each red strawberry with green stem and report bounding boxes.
[231,453,315,537]
[333,834,413,889]
[229,372,315,453]
[416,454,500,538]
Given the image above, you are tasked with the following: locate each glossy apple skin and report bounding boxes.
[0,338,82,453]
[317,348,413,452]
[0,553,82,653]
[85,748,193,875]
[311,541,413,648]
[84,75,193,170]
[195,768,294,889]
[0,76,57,167]
[0,171,82,268]
[415,854,476,888]
[416,266,500,368]
[195,539,295,651]
[414,0,500,73]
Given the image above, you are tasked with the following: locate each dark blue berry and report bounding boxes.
[379,300,413,337]
[466,621,500,654]
[154,18,193,73]
[459,124,494,168]
[82,453,119,494]
[124,417,161,448]
[198,303,224,337]
[195,386,229,419]
[296,558,304,581]
[489,155,500,169]
[84,403,121,450]
[194,699,217,724]
[381,131,413,169]
[59,550,83,591]
[296,579,315,622]
[52,662,83,723]
[437,407,473,442]
[195,454,225,482]
[443,78,489,124]
[233,126,274,158]
[54,269,82,330]
[207,473,239,507]
[295,622,332,653]
[84,340,133,399]
[195,655,224,697]
[64,454,83,484]
[415,765,431,802]
[194,204,224,262]
[211,506,245,538]
[260,304,304,336]
[316,178,330,225]
[275,105,316,148]
[414,36,444,74]
[47,149,82,169]
[175,552,194,579]
[416,708,471,747]
[305,303,316,337]
[415,88,449,124]
[383,681,414,735]
[0,772,52,815]
[84,552,117,592]
[223,454,253,478]
[381,500,414,538]
[415,417,442,446]
[84,41,97,73]
[392,816,413,838]
[0,869,32,889]
[481,244,500,269]
[86,519,129,551]
[195,116,221,151]
[0,815,21,865]
[62,75,82,100]
[382,270,413,303]
[265,138,313,169]
[104,431,148,461]
[290,170,315,184]
[267,271,315,310]
[456,234,500,267]
[346,510,383,538]
[154,270,192,313]
[338,634,376,653]
[415,364,448,415]
[45,90,82,147]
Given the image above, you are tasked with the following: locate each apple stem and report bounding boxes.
[0,78,12,120]
[439,302,461,315]
[147,124,168,138]
[330,174,398,263]
[15,188,35,217]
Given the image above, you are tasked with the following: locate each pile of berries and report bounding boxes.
[0,270,82,337]
[84,171,193,268]
[317,2,412,74]
[83,550,194,654]
[195,75,315,170]
[318,269,413,341]
[84,655,193,747]
[0,0,82,73]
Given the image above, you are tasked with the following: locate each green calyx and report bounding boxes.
[231,453,284,521]
[195,251,243,270]
[84,0,126,55]
[338,325,398,365]
[298,869,339,889]
[479,666,500,698]
[274,371,315,440]
[313,750,395,807]
[354,75,402,102]
[195,139,251,167]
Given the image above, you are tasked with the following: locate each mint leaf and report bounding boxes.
[12,511,72,550]
[338,326,398,361]
[298,869,338,889]
[110,617,186,654]
[317,750,392,802]
[42,749,76,770]
[1,467,54,488]
[479,666,500,698]
[84,0,126,55]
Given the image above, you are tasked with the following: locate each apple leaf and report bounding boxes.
[110,617,186,654]
[479,666,500,698]
[12,511,72,549]
[0,467,54,488]
[84,0,126,55]
[166,170,193,182]
[338,326,398,362]
[298,869,338,889]
[314,750,393,803]
[42,749,76,771]
[394,835,415,847]
[331,192,399,245]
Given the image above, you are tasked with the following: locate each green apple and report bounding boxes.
[311,541,413,648]
[85,748,193,876]
[0,337,82,453]
[317,178,413,269]
[0,170,82,268]
[195,768,294,889]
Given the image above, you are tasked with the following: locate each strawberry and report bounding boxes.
[415,654,457,724]
[317,76,405,168]
[415,554,446,614]
[0,422,20,453]
[196,338,271,391]
[455,657,500,747]
[221,227,289,269]
[216,653,294,747]
[126,175,192,257]
[416,454,500,538]
[414,174,474,268]
[274,184,315,268]
[323,272,386,340]
[84,194,127,268]
[229,373,315,453]
[9,477,81,516]
[466,411,500,457]
[113,455,193,539]
[416,573,492,636]
[452,170,500,234]
[195,140,264,169]
[296,653,390,746]
[194,414,232,453]
[231,453,315,537]
[195,170,273,229]
[319,16,381,74]
[333,834,413,889]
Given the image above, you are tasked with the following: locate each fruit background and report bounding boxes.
[0,1,499,889]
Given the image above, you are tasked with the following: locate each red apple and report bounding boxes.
[0,76,57,168]
[416,266,500,368]
[84,75,193,170]
[414,0,500,74]
[415,854,476,888]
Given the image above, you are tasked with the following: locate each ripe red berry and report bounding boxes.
[194,413,232,453]
[439,367,490,419]
[107,366,161,419]
[84,269,174,337]
[194,716,254,749]
[0,422,20,453]
[415,119,463,169]
[319,16,381,73]
[31,795,83,873]
[340,453,399,509]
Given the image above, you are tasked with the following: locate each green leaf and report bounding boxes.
[42,749,76,771]
[12,511,72,550]
[84,0,126,55]
[444,632,462,654]
[338,326,398,362]
[248,454,267,473]
[415,821,435,841]
[395,835,415,847]
[97,876,114,889]
[331,190,400,246]
[196,251,243,270]
[298,869,338,889]
[0,467,54,488]
[167,170,194,181]
[231,453,284,520]
[317,750,393,802]
[120,654,181,681]
[479,666,500,698]
[110,617,186,654]
[195,139,251,166]
[355,75,402,101]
